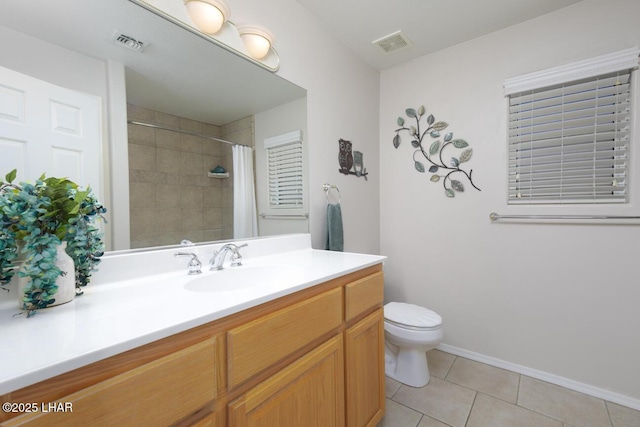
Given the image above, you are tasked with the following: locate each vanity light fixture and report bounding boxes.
[237,25,274,59]
[137,0,279,70]
[184,0,230,34]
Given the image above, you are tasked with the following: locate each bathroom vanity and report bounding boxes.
[0,235,385,427]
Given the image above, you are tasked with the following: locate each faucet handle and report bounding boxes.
[230,243,248,267]
[174,252,202,275]
[230,252,242,267]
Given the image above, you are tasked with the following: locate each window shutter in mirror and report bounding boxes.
[264,131,304,208]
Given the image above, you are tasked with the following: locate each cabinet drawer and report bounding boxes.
[345,272,384,322]
[227,287,343,389]
[3,338,217,427]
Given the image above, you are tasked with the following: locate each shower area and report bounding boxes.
[126,103,255,249]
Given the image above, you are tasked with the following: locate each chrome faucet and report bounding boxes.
[174,252,202,275]
[209,243,247,270]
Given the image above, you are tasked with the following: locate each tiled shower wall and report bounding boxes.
[127,104,254,249]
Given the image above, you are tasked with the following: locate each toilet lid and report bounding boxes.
[384,302,442,330]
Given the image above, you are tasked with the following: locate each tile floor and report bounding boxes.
[379,350,640,427]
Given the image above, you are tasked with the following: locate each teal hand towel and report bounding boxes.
[325,203,344,251]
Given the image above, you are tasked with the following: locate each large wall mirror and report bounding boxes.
[0,0,308,252]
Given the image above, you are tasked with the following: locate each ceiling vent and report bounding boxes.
[372,30,412,54]
[111,32,148,52]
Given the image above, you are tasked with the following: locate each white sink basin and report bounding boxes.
[183,265,300,292]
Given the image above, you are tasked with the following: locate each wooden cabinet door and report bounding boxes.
[228,335,345,427]
[345,309,385,427]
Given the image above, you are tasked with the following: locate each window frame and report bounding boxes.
[503,48,640,208]
[263,130,305,211]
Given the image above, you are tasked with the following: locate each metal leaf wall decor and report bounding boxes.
[393,106,480,198]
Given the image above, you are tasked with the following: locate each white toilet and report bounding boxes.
[384,302,443,388]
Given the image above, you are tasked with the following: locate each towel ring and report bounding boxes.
[322,183,341,204]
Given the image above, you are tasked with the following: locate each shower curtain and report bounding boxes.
[232,145,258,239]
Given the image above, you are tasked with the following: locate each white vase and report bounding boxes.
[17,241,76,309]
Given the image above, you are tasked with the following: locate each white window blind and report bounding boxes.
[504,48,638,204]
[264,130,304,209]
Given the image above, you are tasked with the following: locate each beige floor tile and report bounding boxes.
[445,357,520,403]
[417,415,451,427]
[518,376,611,427]
[428,349,456,379]
[393,376,476,427]
[378,399,422,427]
[607,401,640,427]
[385,376,402,398]
[467,393,562,427]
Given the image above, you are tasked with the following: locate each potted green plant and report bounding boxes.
[0,169,106,316]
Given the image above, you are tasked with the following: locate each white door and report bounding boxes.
[0,65,102,196]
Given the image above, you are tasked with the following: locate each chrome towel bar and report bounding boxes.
[490,212,640,221]
[260,213,309,219]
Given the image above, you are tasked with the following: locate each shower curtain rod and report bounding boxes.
[127,120,249,147]
[490,212,640,221]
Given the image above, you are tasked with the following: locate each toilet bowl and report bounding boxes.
[384,302,443,388]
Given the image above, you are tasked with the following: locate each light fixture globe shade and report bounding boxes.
[184,0,230,34]
[237,25,273,59]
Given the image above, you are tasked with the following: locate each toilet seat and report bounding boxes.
[384,302,442,331]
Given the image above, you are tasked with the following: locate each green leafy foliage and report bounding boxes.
[0,170,106,316]
[5,169,17,183]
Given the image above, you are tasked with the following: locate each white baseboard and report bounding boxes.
[437,343,640,412]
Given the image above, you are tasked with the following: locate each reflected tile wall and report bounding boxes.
[127,104,254,249]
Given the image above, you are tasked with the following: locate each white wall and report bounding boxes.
[226,0,381,254]
[380,0,640,404]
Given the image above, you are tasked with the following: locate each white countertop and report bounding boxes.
[0,234,385,395]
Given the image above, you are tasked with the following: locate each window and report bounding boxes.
[504,48,638,204]
[264,130,304,209]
